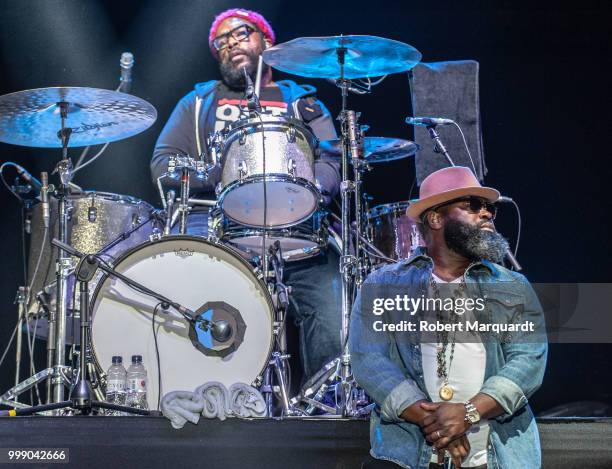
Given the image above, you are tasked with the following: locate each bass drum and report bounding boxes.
[90,236,274,410]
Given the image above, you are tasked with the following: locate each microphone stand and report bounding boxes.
[49,239,201,326]
[1,253,150,417]
[425,125,455,167]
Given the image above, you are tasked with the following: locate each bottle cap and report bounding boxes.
[131,355,143,363]
[112,356,122,364]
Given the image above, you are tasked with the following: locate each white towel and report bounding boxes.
[160,390,205,429]
[195,381,231,421]
[229,383,266,418]
[162,382,268,429]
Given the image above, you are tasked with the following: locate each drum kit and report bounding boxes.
[0,34,431,417]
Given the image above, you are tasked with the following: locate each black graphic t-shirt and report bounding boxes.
[213,83,288,133]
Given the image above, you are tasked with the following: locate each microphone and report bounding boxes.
[497,195,514,203]
[15,165,42,192]
[41,172,50,228]
[243,67,261,115]
[210,320,233,342]
[405,117,455,127]
[119,52,134,93]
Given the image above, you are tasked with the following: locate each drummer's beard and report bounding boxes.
[219,47,268,90]
[443,218,509,264]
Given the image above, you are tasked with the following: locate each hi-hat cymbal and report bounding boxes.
[319,137,419,163]
[0,87,157,148]
[262,35,421,79]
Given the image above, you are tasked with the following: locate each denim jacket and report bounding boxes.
[348,253,548,469]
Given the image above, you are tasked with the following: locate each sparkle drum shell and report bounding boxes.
[217,115,320,228]
[367,201,424,261]
[27,192,159,343]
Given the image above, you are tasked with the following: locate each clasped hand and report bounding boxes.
[420,401,473,468]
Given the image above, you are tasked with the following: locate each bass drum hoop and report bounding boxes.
[88,235,276,395]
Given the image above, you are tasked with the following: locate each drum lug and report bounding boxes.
[149,229,162,242]
[238,161,248,180]
[131,213,141,228]
[288,158,297,178]
[286,126,296,143]
[239,128,247,145]
[252,376,263,388]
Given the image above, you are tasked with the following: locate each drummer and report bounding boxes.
[150,8,342,383]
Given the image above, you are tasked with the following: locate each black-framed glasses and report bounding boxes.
[427,196,498,219]
[213,24,258,51]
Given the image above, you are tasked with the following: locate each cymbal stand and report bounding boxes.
[336,47,361,416]
[49,102,74,404]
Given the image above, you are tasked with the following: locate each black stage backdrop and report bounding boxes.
[0,0,610,413]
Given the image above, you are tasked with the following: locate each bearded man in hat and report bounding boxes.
[151,9,341,383]
[349,167,547,468]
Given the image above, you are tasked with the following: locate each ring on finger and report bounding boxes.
[436,430,442,439]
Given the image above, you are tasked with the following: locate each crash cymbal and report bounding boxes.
[0,87,157,148]
[319,137,419,163]
[262,35,421,79]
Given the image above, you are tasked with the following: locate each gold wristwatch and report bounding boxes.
[464,401,481,425]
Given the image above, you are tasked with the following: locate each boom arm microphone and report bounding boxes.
[243,67,261,116]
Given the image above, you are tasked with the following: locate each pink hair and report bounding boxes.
[208,8,275,59]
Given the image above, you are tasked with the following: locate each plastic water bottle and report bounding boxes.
[105,356,127,416]
[126,355,148,410]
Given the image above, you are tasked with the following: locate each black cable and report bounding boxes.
[510,199,522,258]
[152,303,163,411]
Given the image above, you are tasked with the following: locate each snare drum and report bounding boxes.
[217,115,320,228]
[89,236,275,410]
[367,201,424,262]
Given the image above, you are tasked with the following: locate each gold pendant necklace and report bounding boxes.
[439,382,454,401]
[431,273,464,403]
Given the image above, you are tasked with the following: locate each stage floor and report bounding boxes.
[0,416,610,468]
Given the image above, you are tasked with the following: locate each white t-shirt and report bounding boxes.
[421,272,489,467]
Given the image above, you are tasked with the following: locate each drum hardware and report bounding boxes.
[163,154,219,234]
[238,161,248,180]
[258,241,302,417]
[163,190,176,236]
[263,35,422,417]
[13,287,28,397]
[166,154,209,235]
[25,194,161,348]
[0,250,150,417]
[0,86,158,406]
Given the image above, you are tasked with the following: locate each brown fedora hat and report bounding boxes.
[407,166,500,220]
